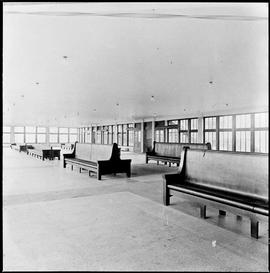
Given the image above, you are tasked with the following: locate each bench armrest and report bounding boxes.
[162,172,183,185]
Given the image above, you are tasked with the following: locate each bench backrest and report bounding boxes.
[180,148,268,199]
[154,142,211,157]
[31,144,52,150]
[74,143,120,162]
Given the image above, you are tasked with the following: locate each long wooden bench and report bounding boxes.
[10,143,33,152]
[146,141,211,166]
[27,144,61,160]
[163,147,268,239]
[63,142,132,180]
[61,143,74,152]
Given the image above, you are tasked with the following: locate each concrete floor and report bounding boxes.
[3,148,269,271]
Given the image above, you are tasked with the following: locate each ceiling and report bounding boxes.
[3,2,268,127]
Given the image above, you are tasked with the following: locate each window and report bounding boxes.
[190,118,198,143]
[69,128,78,143]
[219,116,233,151]
[3,126,11,144]
[49,127,58,143]
[155,129,164,142]
[113,126,117,143]
[25,126,36,143]
[3,133,11,144]
[96,128,101,144]
[117,125,122,145]
[37,127,46,143]
[168,128,178,143]
[180,119,189,143]
[204,117,217,150]
[235,114,251,152]
[122,125,127,146]
[254,113,268,153]
[59,127,69,143]
[108,126,113,144]
[127,124,134,146]
[14,126,24,143]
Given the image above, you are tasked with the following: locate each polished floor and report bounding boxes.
[3,148,269,271]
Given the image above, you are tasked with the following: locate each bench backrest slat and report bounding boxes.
[182,149,268,198]
[74,143,119,161]
[154,142,211,157]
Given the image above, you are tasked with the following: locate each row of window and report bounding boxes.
[79,124,134,146]
[204,112,268,153]
[3,112,268,153]
[155,112,268,153]
[3,126,78,144]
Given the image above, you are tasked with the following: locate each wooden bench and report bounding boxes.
[10,143,33,152]
[146,142,211,166]
[27,144,61,160]
[61,143,74,152]
[63,142,132,180]
[163,147,268,239]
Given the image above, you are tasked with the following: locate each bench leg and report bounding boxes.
[79,168,81,173]
[251,219,259,239]
[126,170,131,178]
[71,165,73,171]
[168,162,171,167]
[219,210,226,216]
[97,172,101,180]
[157,161,159,165]
[200,205,207,219]
[163,183,170,206]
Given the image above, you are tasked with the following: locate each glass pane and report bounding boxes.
[14,134,24,143]
[128,131,134,146]
[255,131,268,153]
[118,133,122,145]
[205,132,216,150]
[69,134,77,142]
[190,132,198,143]
[59,134,68,143]
[49,127,58,133]
[25,134,36,143]
[37,127,46,133]
[14,126,24,133]
[123,132,127,146]
[220,116,232,129]
[191,119,198,130]
[236,114,251,129]
[255,113,268,128]
[180,120,188,130]
[3,126,11,133]
[180,132,189,143]
[59,127,68,133]
[49,134,58,143]
[25,126,36,133]
[204,117,216,129]
[168,120,178,125]
[219,131,232,151]
[69,128,77,134]
[37,134,46,143]
[168,129,178,143]
[236,131,251,152]
[3,133,10,143]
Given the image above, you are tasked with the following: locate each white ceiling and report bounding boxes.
[3,2,268,127]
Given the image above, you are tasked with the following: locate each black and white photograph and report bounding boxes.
[2,2,268,271]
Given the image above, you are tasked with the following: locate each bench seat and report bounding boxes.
[163,147,268,239]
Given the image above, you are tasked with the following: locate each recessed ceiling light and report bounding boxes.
[63,56,68,59]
